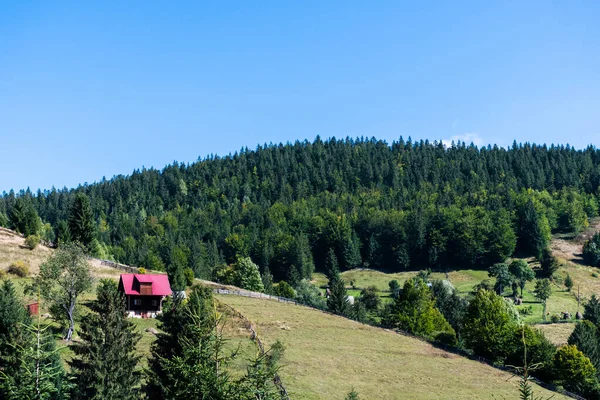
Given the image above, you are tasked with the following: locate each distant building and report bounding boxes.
[118,274,172,318]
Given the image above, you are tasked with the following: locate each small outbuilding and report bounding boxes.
[118,274,172,318]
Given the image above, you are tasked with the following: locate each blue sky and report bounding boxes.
[1,1,599,192]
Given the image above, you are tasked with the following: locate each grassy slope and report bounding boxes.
[217,294,566,400]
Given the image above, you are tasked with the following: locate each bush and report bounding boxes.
[138,267,147,274]
[435,331,458,347]
[24,234,41,250]
[583,232,600,267]
[183,268,195,287]
[273,281,296,299]
[8,261,29,277]
[519,306,534,315]
[550,314,560,323]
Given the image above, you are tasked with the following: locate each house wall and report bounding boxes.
[125,295,163,312]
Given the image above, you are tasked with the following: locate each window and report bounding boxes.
[152,300,158,306]
[133,299,142,306]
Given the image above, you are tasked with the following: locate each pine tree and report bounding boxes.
[261,267,274,294]
[568,320,600,374]
[0,300,71,400]
[327,276,350,317]
[70,280,142,400]
[0,280,31,375]
[565,274,574,292]
[584,295,600,328]
[342,233,362,270]
[325,248,340,281]
[68,193,95,251]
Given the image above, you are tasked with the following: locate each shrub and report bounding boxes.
[583,232,600,267]
[8,260,29,277]
[519,306,533,315]
[550,314,560,323]
[435,331,458,347]
[593,273,599,278]
[183,268,195,287]
[273,281,296,299]
[24,234,41,250]
[138,267,147,274]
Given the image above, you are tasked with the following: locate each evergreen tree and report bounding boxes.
[584,295,600,328]
[261,267,274,294]
[0,313,71,399]
[539,248,559,278]
[325,248,340,281]
[0,280,32,395]
[568,320,600,375]
[55,220,72,247]
[327,277,350,317]
[68,193,95,251]
[70,280,142,400]
[342,233,362,270]
[565,274,574,292]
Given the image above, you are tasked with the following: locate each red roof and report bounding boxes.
[119,274,172,296]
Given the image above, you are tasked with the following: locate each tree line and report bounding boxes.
[3,137,600,288]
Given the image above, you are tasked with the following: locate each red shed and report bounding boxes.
[26,302,39,316]
[118,274,172,318]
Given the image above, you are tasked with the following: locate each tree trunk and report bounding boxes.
[65,302,75,341]
[542,301,547,321]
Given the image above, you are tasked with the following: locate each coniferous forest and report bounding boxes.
[2,137,600,289]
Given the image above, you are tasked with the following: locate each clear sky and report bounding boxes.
[1,1,599,193]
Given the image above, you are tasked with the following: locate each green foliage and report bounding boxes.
[68,193,95,251]
[261,267,274,294]
[585,295,600,328]
[509,260,535,297]
[183,267,195,287]
[233,257,264,292]
[516,198,551,259]
[565,273,574,292]
[568,321,600,375]
[534,279,552,321]
[8,260,29,277]
[0,280,31,385]
[345,389,360,400]
[70,280,142,400]
[583,232,600,267]
[273,281,296,299]
[0,322,71,400]
[489,263,513,295]
[553,345,597,394]
[505,325,556,380]
[430,279,468,334]
[294,279,326,309]
[327,277,351,317]
[384,279,455,341]
[55,220,72,247]
[325,248,340,280]
[24,234,41,250]
[539,248,559,278]
[359,285,381,312]
[9,198,40,236]
[388,279,400,298]
[36,243,93,340]
[463,289,517,361]
[146,285,284,400]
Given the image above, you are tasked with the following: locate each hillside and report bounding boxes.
[4,139,600,288]
[217,294,567,400]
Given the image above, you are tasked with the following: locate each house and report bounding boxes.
[118,274,172,318]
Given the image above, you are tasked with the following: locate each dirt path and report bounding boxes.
[551,218,600,264]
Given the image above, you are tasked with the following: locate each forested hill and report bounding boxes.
[2,137,600,288]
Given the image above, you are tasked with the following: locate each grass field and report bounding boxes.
[217,294,567,400]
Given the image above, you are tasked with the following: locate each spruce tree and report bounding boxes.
[325,248,340,281]
[584,295,600,328]
[327,276,350,317]
[70,279,142,400]
[0,280,31,375]
[568,320,600,375]
[343,233,362,270]
[68,193,95,251]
